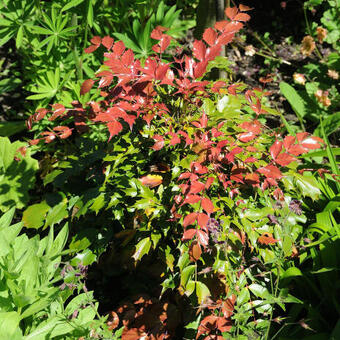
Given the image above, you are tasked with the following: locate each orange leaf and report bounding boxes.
[201,197,214,214]
[197,212,209,228]
[225,7,238,20]
[258,232,279,245]
[139,174,163,188]
[183,212,198,227]
[189,241,202,262]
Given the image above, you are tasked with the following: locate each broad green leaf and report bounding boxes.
[22,201,50,229]
[294,173,321,200]
[0,121,26,137]
[0,207,15,229]
[281,267,302,280]
[248,284,270,299]
[132,237,152,261]
[314,112,340,137]
[44,200,68,229]
[0,137,38,212]
[0,311,21,338]
[196,281,211,304]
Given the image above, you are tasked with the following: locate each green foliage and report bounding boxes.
[0,208,109,339]
[0,1,339,339]
[0,137,38,212]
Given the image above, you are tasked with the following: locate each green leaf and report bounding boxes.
[47,223,69,258]
[61,0,84,12]
[180,265,195,288]
[0,311,21,338]
[22,202,50,229]
[44,200,68,229]
[248,284,270,299]
[15,25,23,49]
[196,281,210,304]
[0,137,38,212]
[132,237,152,261]
[299,148,340,158]
[294,173,321,200]
[280,81,306,122]
[281,267,302,280]
[314,112,340,137]
[0,121,26,137]
[0,207,15,229]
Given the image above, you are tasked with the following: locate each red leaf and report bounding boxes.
[183,212,198,228]
[113,41,125,56]
[194,60,208,78]
[239,120,262,134]
[184,195,202,204]
[257,165,282,179]
[152,135,164,151]
[107,120,123,141]
[205,44,222,61]
[270,140,283,160]
[90,36,101,45]
[169,133,181,146]
[288,144,308,156]
[203,28,217,46]
[275,153,296,166]
[215,20,228,32]
[102,36,114,50]
[49,103,65,121]
[189,181,205,194]
[223,21,244,34]
[80,79,94,95]
[201,197,214,214]
[216,317,232,333]
[205,177,214,189]
[283,135,295,150]
[238,131,256,142]
[245,157,257,163]
[301,136,323,149]
[200,112,208,128]
[99,73,113,88]
[197,229,209,247]
[193,40,206,61]
[233,13,251,22]
[244,172,260,185]
[151,27,163,40]
[225,7,238,20]
[217,32,234,45]
[34,108,48,121]
[84,44,99,54]
[239,4,253,11]
[197,212,209,228]
[296,132,309,142]
[178,172,192,180]
[121,49,134,66]
[182,229,197,241]
[53,126,72,139]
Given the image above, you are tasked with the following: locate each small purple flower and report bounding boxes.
[267,214,279,224]
[289,200,302,215]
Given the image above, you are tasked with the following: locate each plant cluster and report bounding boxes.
[0,1,339,339]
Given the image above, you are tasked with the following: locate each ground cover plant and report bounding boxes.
[0,1,339,339]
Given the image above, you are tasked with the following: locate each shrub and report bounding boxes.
[25,4,331,338]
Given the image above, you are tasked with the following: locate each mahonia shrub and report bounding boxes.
[27,5,325,338]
